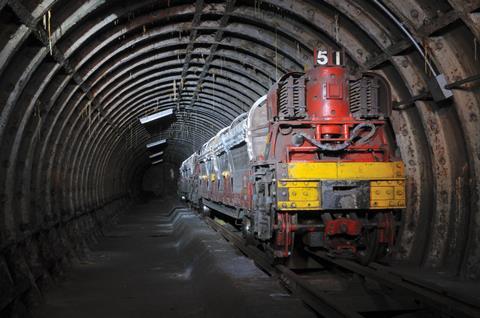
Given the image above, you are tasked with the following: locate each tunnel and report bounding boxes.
[1,0,479,317]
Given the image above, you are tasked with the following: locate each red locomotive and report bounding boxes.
[179,50,405,264]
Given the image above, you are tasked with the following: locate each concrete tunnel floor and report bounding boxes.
[32,198,316,318]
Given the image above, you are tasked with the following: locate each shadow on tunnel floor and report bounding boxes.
[32,197,315,318]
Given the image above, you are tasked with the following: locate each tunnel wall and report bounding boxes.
[0,0,479,316]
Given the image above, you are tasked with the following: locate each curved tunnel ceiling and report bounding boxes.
[0,0,480,282]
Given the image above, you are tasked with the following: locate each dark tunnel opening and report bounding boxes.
[141,161,180,199]
[0,0,479,317]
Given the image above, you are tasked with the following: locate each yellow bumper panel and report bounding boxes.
[370,180,406,209]
[277,181,321,211]
[276,162,406,211]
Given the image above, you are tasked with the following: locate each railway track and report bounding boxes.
[202,215,480,318]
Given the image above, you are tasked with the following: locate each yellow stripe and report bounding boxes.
[286,162,404,180]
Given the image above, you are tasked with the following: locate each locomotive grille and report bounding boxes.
[349,77,382,119]
[278,75,306,120]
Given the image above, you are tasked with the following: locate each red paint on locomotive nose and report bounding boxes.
[306,66,351,120]
[320,125,342,135]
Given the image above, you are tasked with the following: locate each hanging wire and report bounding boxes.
[275,27,278,80]
[30,101,42,144]
[173,79,177,101]
[195,108,198,136]
[48,10,52,55]
[212,72,216,111]
[334,14,339,44]
[43,10,53,55]
[88,102,91,137]
[34,101,41,119]
[475,37,478,62]
[221,56,224,76]
[423,38,431,76]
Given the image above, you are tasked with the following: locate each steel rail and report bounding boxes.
[203,212,480,318]
[304,249,480,318]
[202,216,364,318]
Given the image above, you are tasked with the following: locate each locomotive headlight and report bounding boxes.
[292,133,305,147]
[181,195,186,201]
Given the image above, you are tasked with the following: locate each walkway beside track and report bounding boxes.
[33,198,315,318]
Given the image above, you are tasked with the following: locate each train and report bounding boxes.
[179,50,405,264]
